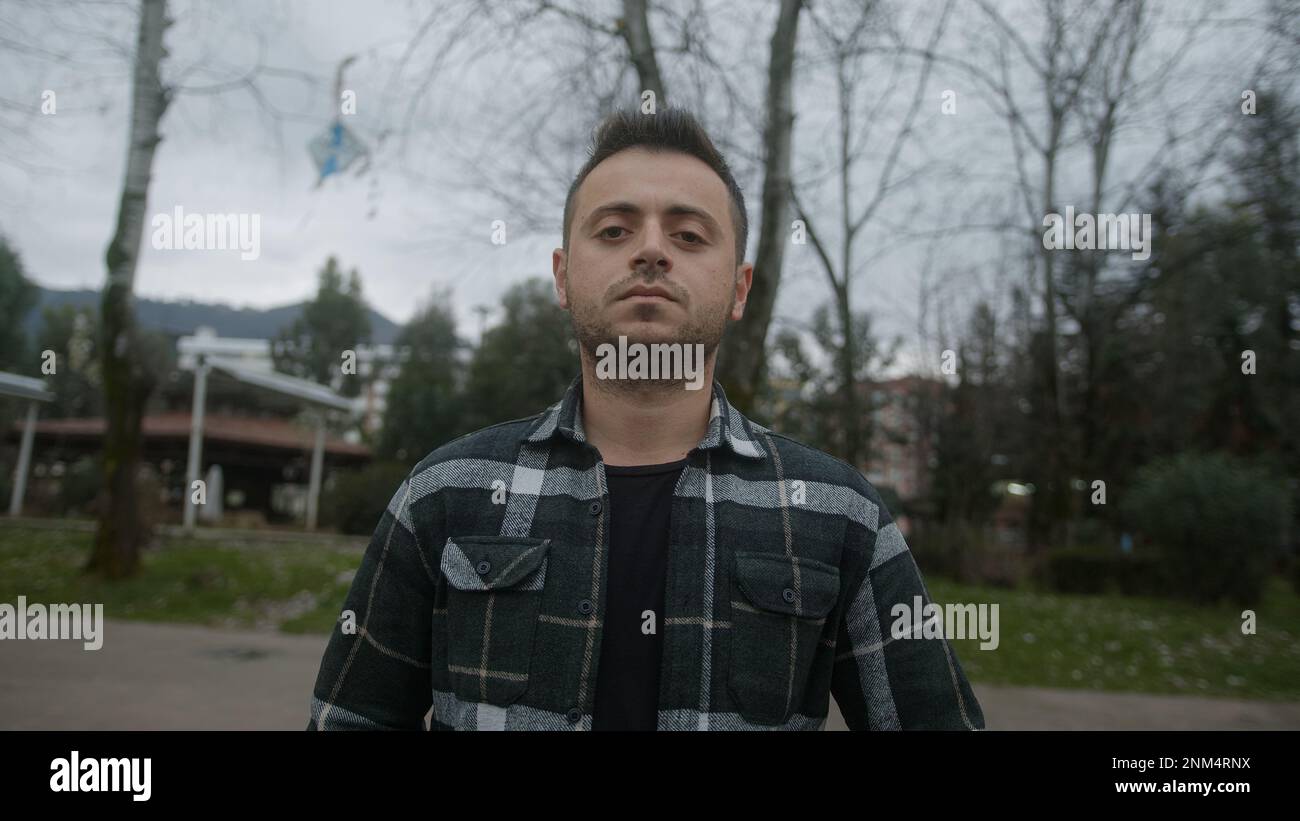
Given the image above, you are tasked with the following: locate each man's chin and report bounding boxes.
[595,323,692,349]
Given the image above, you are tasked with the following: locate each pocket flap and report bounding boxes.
[734,551,840,618]
[442,536,551,591]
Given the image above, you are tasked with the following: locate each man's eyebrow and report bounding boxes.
[582,201,722,234]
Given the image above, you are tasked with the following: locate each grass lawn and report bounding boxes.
[0,525,361,635]
[927,576,1300,701]
[2,524,1296,700]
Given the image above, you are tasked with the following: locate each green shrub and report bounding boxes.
[909,519,970,580]
[910,519,1031,588]
[320,461,411,536]
[1044,547,1168,596]
[1067,516,1113,549]
[1122,452,1290,607]
[59,456,102,516]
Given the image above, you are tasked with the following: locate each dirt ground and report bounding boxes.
[2,619,1297,730]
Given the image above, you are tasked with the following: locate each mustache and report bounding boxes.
[604,271,687,303]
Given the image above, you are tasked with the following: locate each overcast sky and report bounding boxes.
[2,0,539,331]
[1,0,1291,369]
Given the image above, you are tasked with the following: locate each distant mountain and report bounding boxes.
[24,287,402,345]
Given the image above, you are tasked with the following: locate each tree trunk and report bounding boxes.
[88,0,170,579]
[716,0,803,414]
[836,283,862,469]
[1036,102,1073,550]
[620,0,666,103]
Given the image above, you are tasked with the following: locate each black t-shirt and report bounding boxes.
[591,457,687,731]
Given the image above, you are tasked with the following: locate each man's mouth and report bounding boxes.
[620,284,676,302]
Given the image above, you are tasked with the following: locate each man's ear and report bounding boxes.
[552,248,569,309]
[730,260,754,321]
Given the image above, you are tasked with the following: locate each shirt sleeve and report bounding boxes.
[307,476,439,730]
[829,498,986,730]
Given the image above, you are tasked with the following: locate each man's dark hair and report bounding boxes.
[562,107,748,265]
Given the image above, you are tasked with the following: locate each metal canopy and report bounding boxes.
[183,355,352,532]
[203,356,353,412]
[0,371,54,403]
[3,371,52,517]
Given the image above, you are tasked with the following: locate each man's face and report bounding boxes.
[553,147,753,361]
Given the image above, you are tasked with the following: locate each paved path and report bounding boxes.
[2,620,1296,730]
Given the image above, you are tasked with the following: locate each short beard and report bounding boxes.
[568,282,733,397]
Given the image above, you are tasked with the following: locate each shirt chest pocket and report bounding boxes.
[728,551,840,725]
[441,536,551,707]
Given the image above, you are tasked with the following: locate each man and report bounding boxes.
[308,107,985,731]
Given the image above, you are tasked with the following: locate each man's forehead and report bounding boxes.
[574,148,730,223]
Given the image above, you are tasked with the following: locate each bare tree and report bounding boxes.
[788,0,952,470]
[882,0,1289,541]
[89,0,169,579]
[1067,0,1166,481]
[1064,0,1295,483]
[382,0,807,413]
[618,0,668,102]
[82,0,323,578]
[710,0,804,412]
[878,0,1158,539]
[519,1,670,100]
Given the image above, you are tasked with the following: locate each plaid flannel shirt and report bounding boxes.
[309,374,985,731]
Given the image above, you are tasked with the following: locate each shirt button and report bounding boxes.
[566,708,582,724]
[782,588,796,604]
[476,561,491,576]
[577,599,594,615]
[588,501,602,516]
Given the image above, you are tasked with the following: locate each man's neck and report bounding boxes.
[578,354,716,467]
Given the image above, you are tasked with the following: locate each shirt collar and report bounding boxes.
[521,371,768,460]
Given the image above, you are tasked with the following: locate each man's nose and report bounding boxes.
[631,222,672,275]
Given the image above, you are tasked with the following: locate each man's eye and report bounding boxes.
[679,231,703,244]
[599,226,627,239]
